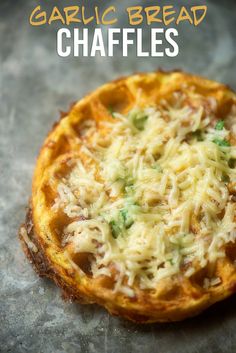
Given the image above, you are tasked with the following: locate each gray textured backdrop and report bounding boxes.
[1,0,236,352]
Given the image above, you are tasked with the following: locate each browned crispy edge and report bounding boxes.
[19,205,93,304]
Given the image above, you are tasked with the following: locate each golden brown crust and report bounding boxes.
[19,207,94,304]
[19,71,236,323]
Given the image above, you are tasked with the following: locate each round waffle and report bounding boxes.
[20,71,236,323]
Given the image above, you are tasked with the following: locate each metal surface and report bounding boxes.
[1,0,236,352]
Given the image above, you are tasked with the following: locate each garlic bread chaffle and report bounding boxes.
[20,71,236,323]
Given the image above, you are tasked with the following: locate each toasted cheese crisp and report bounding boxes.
[20,72,236,323]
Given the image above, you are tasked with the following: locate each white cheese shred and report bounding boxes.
[52,92,236,296]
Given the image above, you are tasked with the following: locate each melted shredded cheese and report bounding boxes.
[53,91,236,295]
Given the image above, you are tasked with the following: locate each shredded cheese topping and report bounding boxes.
[53,90,236,295]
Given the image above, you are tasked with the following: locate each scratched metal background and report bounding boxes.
[1,0,236,352]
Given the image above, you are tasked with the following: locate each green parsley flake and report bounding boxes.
[120,209,134,229]
[108,106,115,117]
[109,220,121,239]
[213,138,230,147]
[215,120,224,131]
[128,110,148,130]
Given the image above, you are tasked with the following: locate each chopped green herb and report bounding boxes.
[128,110,148,130]
[109,197,140,239]
[134,115,148,130]
[120,209,134,229]
[108,106,115,117]
[109,208,134,238]
[213,138,230,147]
[215,120,224,131]
[109,220,121,239]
